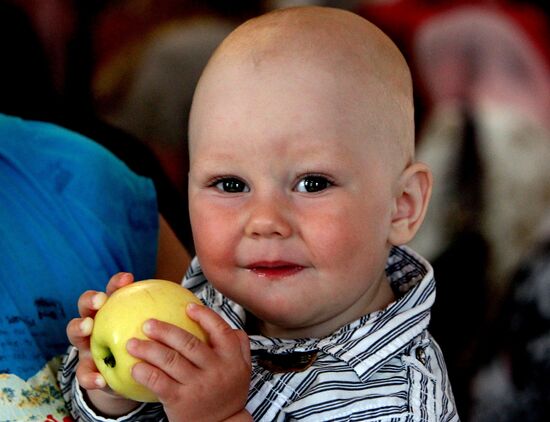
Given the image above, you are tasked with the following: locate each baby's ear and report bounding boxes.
[388,162,432,246]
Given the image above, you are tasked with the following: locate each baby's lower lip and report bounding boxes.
[248,265,304,279]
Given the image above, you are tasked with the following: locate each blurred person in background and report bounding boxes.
[356,0,550,418]
[470,213,550,421]
[0,111,189,420]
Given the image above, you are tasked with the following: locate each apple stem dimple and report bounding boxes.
[104,351,116,368]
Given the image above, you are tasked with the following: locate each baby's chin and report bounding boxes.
[253,308,352,340]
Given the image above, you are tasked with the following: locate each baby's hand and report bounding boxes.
[66,272,139,416]
[127,304,252,422]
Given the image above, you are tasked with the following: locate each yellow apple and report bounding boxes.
[90,279,207,402]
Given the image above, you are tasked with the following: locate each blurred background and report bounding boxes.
[1,0,548,420]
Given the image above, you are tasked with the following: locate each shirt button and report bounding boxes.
[416,347,426,365]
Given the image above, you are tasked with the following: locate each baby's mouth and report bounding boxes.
[246,261,304,279]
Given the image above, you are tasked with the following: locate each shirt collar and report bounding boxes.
[184,246,435,382]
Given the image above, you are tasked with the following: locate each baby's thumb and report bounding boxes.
[236,330,252,367]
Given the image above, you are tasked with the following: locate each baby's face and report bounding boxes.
[188,54,399,339]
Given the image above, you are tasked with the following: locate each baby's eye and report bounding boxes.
[213,177,250,193]
[295,175,332,193]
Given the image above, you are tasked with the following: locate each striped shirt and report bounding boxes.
[59,246,459,421]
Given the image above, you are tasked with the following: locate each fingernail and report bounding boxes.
[126,338,138,354]
[142,320,152,335]
[187,303,201,313]
[92,292,107,310]
[95,374,106,388]
[80,317,93,335]
[120,273,134,284]
[126,338,137,351]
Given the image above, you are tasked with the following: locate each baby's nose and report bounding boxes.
[244,196,292,239]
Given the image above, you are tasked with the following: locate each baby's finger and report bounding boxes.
[66,317,93,349]
[131,361,180,404]
[141,318,214,369]
[127,337,196,383]
[235,329,252,367]
[77,290,107,318]
[186,303,246,361]
[105,272,134,296]
[75,352,106,391]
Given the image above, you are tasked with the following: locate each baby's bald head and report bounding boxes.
[190,7,415,171]
[188,8,433,315]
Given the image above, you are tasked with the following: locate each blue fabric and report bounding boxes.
[0,114,158,379]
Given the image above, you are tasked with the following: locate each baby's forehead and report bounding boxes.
[191,7,414,166]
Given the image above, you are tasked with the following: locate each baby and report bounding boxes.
[62,6,458,421]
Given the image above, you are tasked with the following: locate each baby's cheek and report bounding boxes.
[305,210,363,252]
[194,231,227,263]
[193,215,237,269]
[307,209,387,275]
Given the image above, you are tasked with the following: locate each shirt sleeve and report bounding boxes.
[58,347,167,422]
